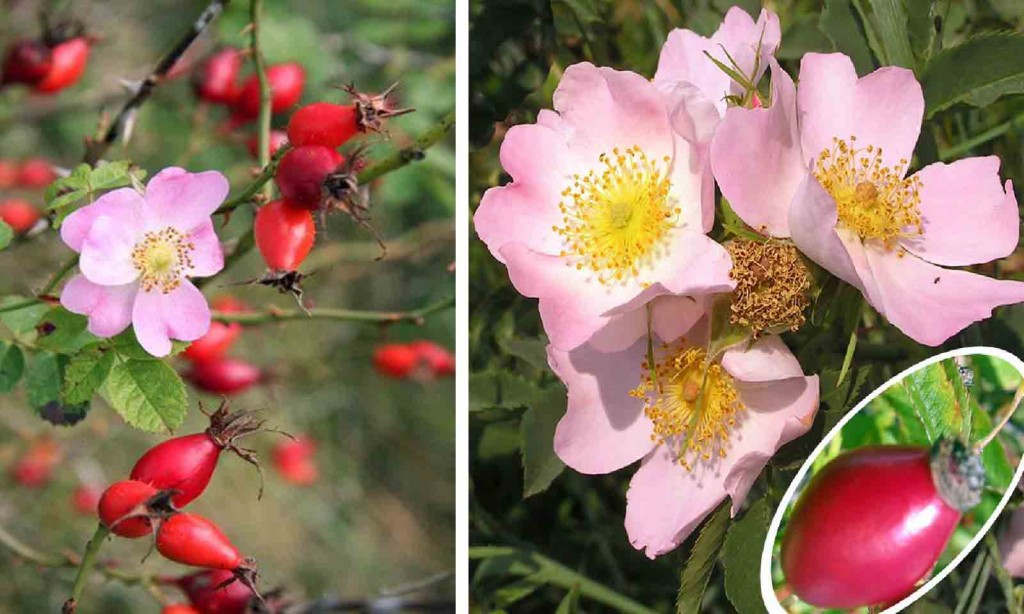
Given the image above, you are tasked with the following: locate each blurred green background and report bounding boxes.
[469,0,1024,612]
[0,0,455,612]
[771,355,1024,613]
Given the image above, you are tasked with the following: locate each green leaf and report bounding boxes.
[821,0,876,75]
[34,307,95,354]
[901,363,963,442]
[44,161,145,225]
[922,33,1024,117]
[555,583,581,614]
[498,334,549,371]
[103,359,187,432]
[677,501,731,613]
[470,369,539,412]
[520,386,567,498]
[62,346,115,405]
[707,295,750,361]
[25,351,90,426]
[0,342,24,392]
[106,329,186,360]
[722,499,771,614]
[869,0,914,68]
[0,297,50,334]
[906,0,936,64]
[0,220,12,251]
[973,406,1015,491]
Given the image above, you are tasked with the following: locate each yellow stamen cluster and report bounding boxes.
[631,346,744,470]
[553,146,677,285]
[814,136,923,250]
[131,227,194,293]
[727,239,811,338]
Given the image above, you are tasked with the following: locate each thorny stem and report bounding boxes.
[83,0,229,165]
[215,144,292,215]
[356,110,455,185]
[212,295,454,326]
[249,0,273,199]
[973,382,1024,453]
[62,524,110,614]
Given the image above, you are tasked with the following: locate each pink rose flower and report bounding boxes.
[548,324,819,558]
[711,53,1024,346]
[474,62,734,352]
[654,7,780,120]
[59,167,228,357]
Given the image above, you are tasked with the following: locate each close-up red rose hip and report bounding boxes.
[254,199,316,271]
[232,62,305,120]
[174,569,255,614]
[17,158,56,188]
[35,37,90,93]
[274,145,345,206]
[781,440,984,609]
[156,513,245,570]
[194,48,242,105]
[373,343,419,379]
[409,340,455,377]
[272,436,318,486]
[72,484,102,516]
[0,199,42,234]
[186,358,265,396]
[1,39,52,85]
[97,480,158,538]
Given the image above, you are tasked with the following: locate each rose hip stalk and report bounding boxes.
[130,402,269,506]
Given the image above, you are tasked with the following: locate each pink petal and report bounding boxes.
[143,167,229,232]
[855,247,1024,346]
[552,63,674,163]
[589,294,707,352]
[187,219,225,278]
[131,280,211,357]
[797,53,923,171]
[721,335,804,382]
[60,275,136,337]
[788,174,865,291]
[60,187,146,253]
[901,157,1020,266]
[548,340,656,474]
[999,507,1024,577]
[655,7,780,116]
[711,60,803,237]
[80,215,141,286]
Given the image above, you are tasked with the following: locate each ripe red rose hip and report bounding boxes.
[156,513,244,570]
[0,199,42,234]
[274,145,345,206]
[373,344,419,378]
[162,605,200,614]
[233,62,305,120]
[273,436,318,486]
[186,358,265,396]
[781,441,983,609]
[409,340,455,377]
[35,37,90,93]
[175,569,255,614]
[11,439,60,487]
[254,199,315,271]
[18,158,56,188]
[0,161,18,187]
[194,48,242,105]
[98,480,158,538]
[1,39,52,85]
[72,484,102,516]
[286,85,414,148]
[130,403,266,507]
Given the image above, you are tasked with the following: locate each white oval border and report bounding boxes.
[761,346,1024,614]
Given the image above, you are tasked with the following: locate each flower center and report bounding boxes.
[727,239,811,338]
[131,227,194,293]
[554,146,678,285]
[632,346,744,469]
[813,136,923,249]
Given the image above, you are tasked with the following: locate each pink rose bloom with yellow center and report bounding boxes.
[548,322,819,558]
[474,62,734,352]
[59,167,228,357]
[711,53,1024,346]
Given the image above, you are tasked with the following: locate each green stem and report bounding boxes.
[356,110,455,184]
[215,144,291,215]
[249,0,272,199]
[213,296,454,326]
[63,524,110,614]
[940,112,1024,161]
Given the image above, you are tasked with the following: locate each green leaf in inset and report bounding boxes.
[103,359,187,432]
[0,220,12,251]
[821,0,876,75]
[520,385,567,498]
[923,33,1024,117]
[677,501,731,614]
[62,346,115,405]
[0,342,24,392]
[902,363,962,442]
[723,498,770,614]
[973,406,1015,492]
[0,297,50,334]
[35,307,95,354]
[869,0,914,68]
[469,369,539,412]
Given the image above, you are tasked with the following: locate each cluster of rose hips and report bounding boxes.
[0,22,91,94]
[0,158,57,234]
[94,403,276,611]
[182,296,267,396]
[192,48,305,127]
[373,341,454,380]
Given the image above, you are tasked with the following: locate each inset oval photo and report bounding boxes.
[763,349,1024,613]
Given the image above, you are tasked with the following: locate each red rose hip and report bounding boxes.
[0,199,42,234]
[254,199,315,271]
[35,37,90,93]
[98,480,158,537]
[194,48,242,105]
[156,513,243,569]
[1,39,52,85]
[781,441,983,609]
[175,569,255,614]
[274,145,345,206]
[373,344,419,378]
[186,358,265,396]
[233,62,305,120]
